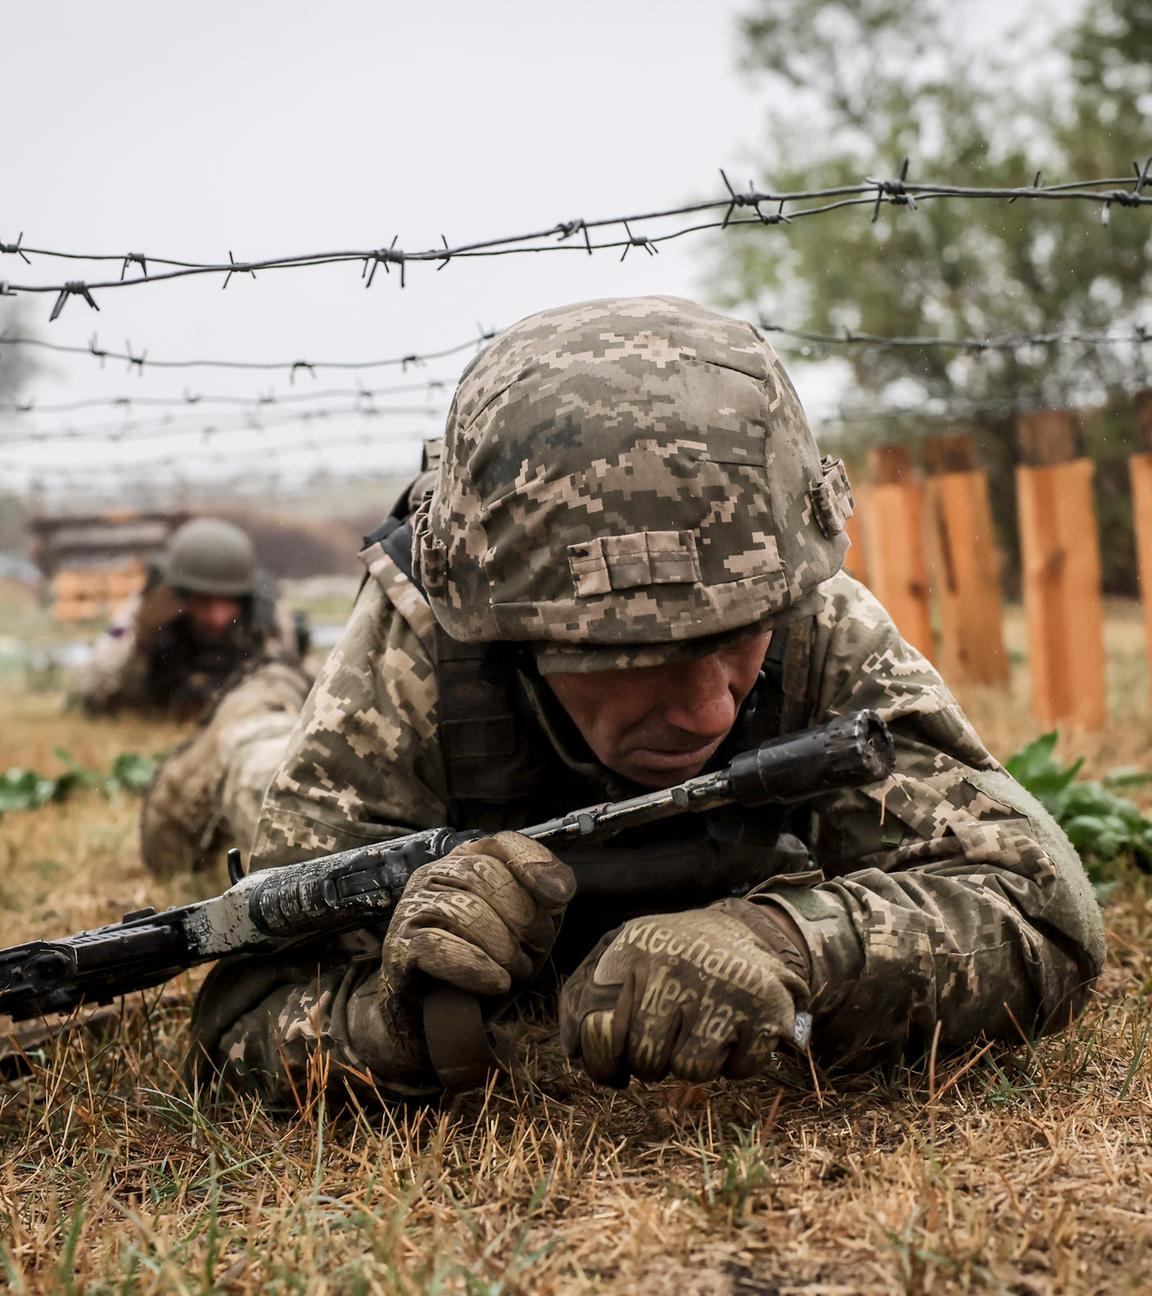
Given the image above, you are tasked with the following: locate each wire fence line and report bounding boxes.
[28,467,411,512]
[757,321,1152,354]
[3,164,1150,317]
[17,430,422,478]
[4,317,1150,398]
[1,383,1121,468]
[1,403,446,450]
[0,380,449,419]
[0,329,497,376]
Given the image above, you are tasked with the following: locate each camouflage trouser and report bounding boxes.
[140,661,311,875]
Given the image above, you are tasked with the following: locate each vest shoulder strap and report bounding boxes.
[363,516,547,814]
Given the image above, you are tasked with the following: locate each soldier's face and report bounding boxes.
[185,593,244,643]
[545,632,772,788]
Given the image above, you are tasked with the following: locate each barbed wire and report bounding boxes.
[0,387,1111,472]
[0,402,445,449]
[5,430,420,480]
[758,321,1152,353]
[4,313,1150,412]
[3,163,1150,316]
[0,379,449,418]
[3,374,1139,462]
[0,329,496,376]
[28,467,408,511]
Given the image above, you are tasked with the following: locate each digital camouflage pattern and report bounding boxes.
[190,567,1105,1102]
[140,659,312,875]
[187,296,1102,1102]
[411,296,854,671]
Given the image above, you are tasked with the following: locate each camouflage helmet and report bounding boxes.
[163,518,257,597]
[410,296,853,671]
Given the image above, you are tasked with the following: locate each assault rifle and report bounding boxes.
[0,710,894,1039]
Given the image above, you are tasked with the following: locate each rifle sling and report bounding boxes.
[421,986,511,1092]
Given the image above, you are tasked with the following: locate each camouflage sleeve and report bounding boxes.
[188,933,437,1104]
[756,573,1105,1065]
[74,593,149,713]
[249,567,448,867]
[191,560,449,1100]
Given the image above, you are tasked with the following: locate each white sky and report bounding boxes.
[1,0,1082,508]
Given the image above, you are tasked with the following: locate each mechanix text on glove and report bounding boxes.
[559,899,811,1087]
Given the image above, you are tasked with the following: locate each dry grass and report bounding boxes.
[1,614,1151,1295]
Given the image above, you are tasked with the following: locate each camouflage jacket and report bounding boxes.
[77,582,298,719]
[189,556,1105,1102]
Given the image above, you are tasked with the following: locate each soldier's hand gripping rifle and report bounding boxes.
[0,710,895,1032]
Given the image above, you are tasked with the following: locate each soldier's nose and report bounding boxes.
[660,657,738,739]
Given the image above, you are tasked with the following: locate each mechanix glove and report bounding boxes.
[559,898,811,1088]
[380,831,576,1003]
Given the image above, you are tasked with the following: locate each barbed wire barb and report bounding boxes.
[124,341,147,375]
[0,232,30,265]
[363,237,405,288]
[1101,157,1152,226]
[554,220,594,255]
[1008,171,1044,204]
[867,158,916,223]
[619,219,657,261]
[222,251,257,290]
[120,252,148,280]
[48,281,99,322]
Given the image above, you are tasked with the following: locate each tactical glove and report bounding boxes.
[559,898,811,1087]
[380,831,576,1000]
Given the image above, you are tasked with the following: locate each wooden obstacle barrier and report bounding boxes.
[1129,392,1152,714]
[842,472,871,587]
[863,445,934,659]
[922,435,1010,686]
[50,562,147,622]
[1015,410,1105,731]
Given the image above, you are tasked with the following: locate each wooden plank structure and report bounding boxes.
[1128,391,1152,711]
[1015,410,1106,730]
[842,470,871,587]
[922,435,1009,685]
[864,445,934,658]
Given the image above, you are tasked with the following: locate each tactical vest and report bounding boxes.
[364,516,820,955]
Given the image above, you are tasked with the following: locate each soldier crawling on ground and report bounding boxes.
[145,297,1103,1101]
[75,517,307,723]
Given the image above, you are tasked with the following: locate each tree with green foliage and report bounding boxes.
[707,0,1152,590]
[713,0,1152,409]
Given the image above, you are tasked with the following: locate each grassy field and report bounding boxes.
[1,609,1150,1294]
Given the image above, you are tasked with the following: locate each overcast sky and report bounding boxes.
[2,0,1080,509]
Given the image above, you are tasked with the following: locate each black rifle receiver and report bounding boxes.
[0,710,894,1023]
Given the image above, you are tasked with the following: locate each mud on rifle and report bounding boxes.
[0,710,895,1026]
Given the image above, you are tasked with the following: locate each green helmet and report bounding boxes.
[410,296,853,672]
[163,518,257,597]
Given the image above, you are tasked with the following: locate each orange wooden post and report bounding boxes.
[1015,411,1105,730]
[843,467,871,587]
[1128,391,1152,712]
[923,435,1009,686]
[865,445,934,658]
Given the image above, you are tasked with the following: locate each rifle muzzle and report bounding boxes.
[727,709,894,806]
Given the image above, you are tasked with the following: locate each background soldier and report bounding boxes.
[186,297,1104,1102]
[76,517,304,721]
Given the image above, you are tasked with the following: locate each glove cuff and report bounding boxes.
[710,897,812,987]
